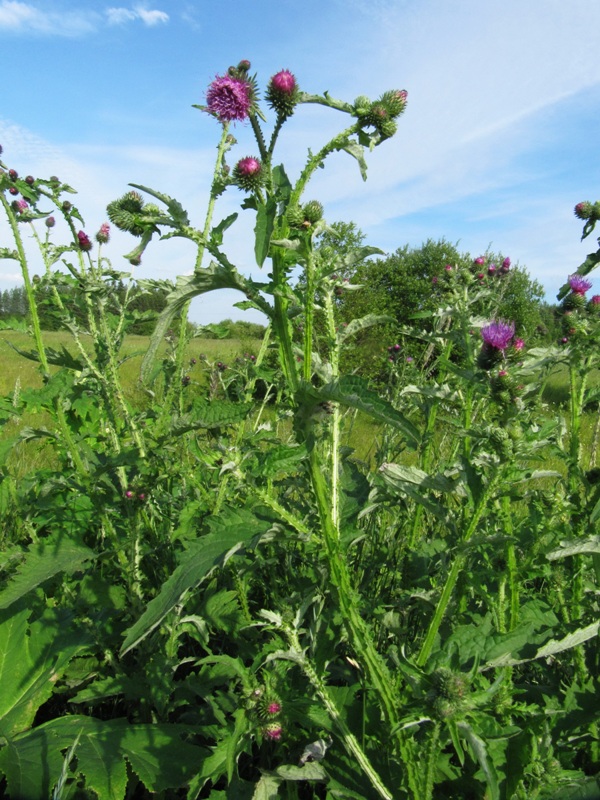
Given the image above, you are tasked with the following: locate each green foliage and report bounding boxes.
[1,63,600,800]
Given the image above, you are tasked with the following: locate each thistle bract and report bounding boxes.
[233,156,264,192]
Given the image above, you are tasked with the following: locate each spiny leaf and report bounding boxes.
[318,375,420,448]
[456,722,499,800]
[252,774,282,799]
[254,197,277,267]
[0,716,206,799]
[342,141,368,180]
[0,533,96,610]
[129,183,190,225]
[547,535,600,560]
[0,607,90,739]
[120,510,271,655]
[337,314,394,345]
[140,262,271,382]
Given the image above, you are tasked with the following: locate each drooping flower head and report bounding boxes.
[481,320,515,351]
[568,274,593,295]
[77,230,92,252]
[266,69,299,117]
[205,73,254,123]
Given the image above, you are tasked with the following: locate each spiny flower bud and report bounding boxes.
[77,230,93,251]
[264,723,283,741]
[96,222,110,244]
[45,215,56,228]
[233,156,264,192]
[285,205,305,229]
[8,168,17,181]
[353,95,371,115]
[266,69,299,118]
[25,175,34,185]
[302,200,323,225]
[379,89,408,118]
[237,59,251,72]
[574,201,593,220]
[107,190,147,237]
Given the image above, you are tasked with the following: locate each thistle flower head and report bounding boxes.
[481,320,515,351]
[474,256,485,265]
[233,156,264,192]
[568,274,592,295]
[206,73,254,123]
[266,69,299,118]
[96,222,110,244]
[267,702,281,715]
[77,230,92,252]
[592,295,600,305]
[513,338,525,351]
[45,215,55,228]
[15,199,28,213]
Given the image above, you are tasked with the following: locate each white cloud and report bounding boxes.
[106,5,169,27]
[0,1,96,35]
[106,7,137,24]
[135,6,168,26]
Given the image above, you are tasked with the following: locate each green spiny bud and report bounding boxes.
[285,205,305,229]
[107,191,147,236]
[302,200,323,225]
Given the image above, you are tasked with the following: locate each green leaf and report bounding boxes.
[254,197,277,267]
[272,164,292,205]
[210,213,238,247]
[0,716,206,799]
[547,535,600,560]
[250,443,307,479]
[318,376,420,448]
[337,314,394,345]
[129,183,190,225]
[141,263,271,382]
[120,510,271,655]
[163,401,253,438]
[456,722,499,800]
[0,533,96,610]
[342,141,368,180]
[252,774,281,799]
[0,607,90,738]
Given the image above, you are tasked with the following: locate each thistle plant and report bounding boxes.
[1,62,600,800]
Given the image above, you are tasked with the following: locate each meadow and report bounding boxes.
[1,60,600,800]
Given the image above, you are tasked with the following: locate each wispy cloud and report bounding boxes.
[106,5,169,27]
[0,1,96,36]
[0,1,168,36]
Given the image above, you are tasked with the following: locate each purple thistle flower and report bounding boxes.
[591,295,600,305]
[481,320,515,351]
[206,73,253,123]
[264,723,283,741]
[513,338,525,351]
[267,702,281,715]
[236,156,261,177]
[474,256,485,265]
[568,274,592,295]
[15,199,28,212]
[77,230,93,251]
[271,69,296,95]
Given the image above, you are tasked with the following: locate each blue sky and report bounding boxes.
[1,0,600,324]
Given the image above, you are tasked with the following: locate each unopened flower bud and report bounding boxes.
[96,222,110,244]
[233,156,264,192]
[77,230,93,251]
[574,201,593,220]
[8,168,17,181]
[45,215,55,228]
[266,69,299,118]
[25,175,34,185]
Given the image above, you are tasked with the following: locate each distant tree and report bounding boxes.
[337,238,546,381]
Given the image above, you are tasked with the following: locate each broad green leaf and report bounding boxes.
[254,197,277,267]
[0,607,90,738]
[0,533,96,610]
[275,763,327,781]
[120,510,271,655]
[0,715,205,799]
[272,164,292,205]
[251,443,307,479]
[318,375,420,448]
[547,536,600,560]
[252,774,281,799]
[210,212,238,247]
